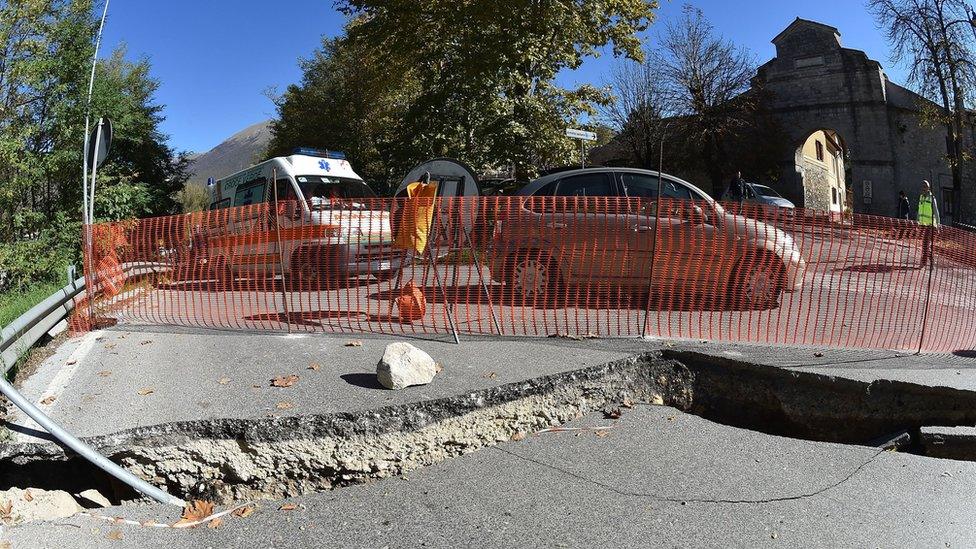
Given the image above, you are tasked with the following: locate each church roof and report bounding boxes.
[771,18,841,45]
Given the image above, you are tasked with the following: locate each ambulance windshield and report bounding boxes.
[297,175,376,210]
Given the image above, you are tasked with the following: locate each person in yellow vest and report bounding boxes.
[917,180,940,268]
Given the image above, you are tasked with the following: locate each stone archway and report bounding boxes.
[795,129,848,214]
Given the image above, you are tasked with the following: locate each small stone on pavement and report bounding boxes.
[376,342,438,390]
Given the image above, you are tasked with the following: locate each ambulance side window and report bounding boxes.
[234,177,267,207]
[209,198,230,211]
[275,179,297,201]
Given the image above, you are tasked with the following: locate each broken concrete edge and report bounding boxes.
[0,351,688,464]
[5,349,976,505]
[665,350,976,443]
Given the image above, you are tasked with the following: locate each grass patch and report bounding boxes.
[0,281,64,329]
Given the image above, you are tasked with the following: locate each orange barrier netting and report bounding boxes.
[72,196,976,354]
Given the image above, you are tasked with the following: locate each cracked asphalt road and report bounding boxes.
[7,405,975,548]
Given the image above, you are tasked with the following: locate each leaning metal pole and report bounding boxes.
[82,0,111,324]
[641,137,665,338]
[0,375,186,506]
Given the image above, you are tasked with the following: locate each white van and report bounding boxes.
[206,149,402,285]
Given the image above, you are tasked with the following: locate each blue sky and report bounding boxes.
[100,0,905,154]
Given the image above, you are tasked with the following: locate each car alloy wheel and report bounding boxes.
[513,253,552,301]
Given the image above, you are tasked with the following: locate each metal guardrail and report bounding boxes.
[0,262,168,374]
[0,275,86,374]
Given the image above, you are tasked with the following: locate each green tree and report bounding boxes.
[271,0,657,189]
[0,1,186,292]
[87,48,189,221]
[870,0,975,224]
[175,181,211,213]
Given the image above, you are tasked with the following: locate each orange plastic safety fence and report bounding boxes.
[72,196,976,353]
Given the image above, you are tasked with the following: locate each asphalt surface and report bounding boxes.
[6,329,635,441]
[5,405,975,548]
[8,328,976,444]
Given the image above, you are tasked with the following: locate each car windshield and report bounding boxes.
[297,175,376,210]
[752,185,782,198]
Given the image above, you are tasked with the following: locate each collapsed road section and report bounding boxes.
[3,350,976,506]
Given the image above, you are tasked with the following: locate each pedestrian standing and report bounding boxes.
[896,190,910,220]
[726,171,745,214]
[917,180,940,268]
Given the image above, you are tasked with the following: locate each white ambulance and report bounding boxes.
[206,148,402,285]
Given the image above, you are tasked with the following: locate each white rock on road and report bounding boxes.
[376,342,438,390]
[0,488,83,524]
[75,489,112,508]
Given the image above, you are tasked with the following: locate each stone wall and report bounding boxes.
[756,18,976,225]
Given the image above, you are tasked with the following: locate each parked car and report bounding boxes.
[721,181,795,212]
[489,168,806,306]
[480,178,522,196]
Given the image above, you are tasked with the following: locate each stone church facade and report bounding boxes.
[760,18,974,225]
[593,18,975,225]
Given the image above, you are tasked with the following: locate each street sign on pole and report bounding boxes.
[565,128,597,141]
[566,128,596,168]
[86,117,113,169]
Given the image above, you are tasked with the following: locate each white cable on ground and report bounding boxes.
[80,501,254,529]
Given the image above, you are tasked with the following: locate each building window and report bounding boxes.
[831,187,838,205]
[942,187,954,217]
[816,140,825,162]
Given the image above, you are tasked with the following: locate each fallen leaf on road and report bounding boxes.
[276,401,294,410]
[814,352,824,358]
[604,408,622,420]
[40,395,56,405]
[271,374,299,388]
[97,370,111,377]
[137,387,154,396]
[595,430,611,438]
[307,363,320,371]
[233,505,256,518]
[23,490,33,502]
[207,517,223,529]
[621,396,634,409]
[345,340,363,347]
[0,500,12,518]
[279,503,297,511]
[218,377,231,385]
[1,540,11,549]
[435,363,444,373]
[511,431,526,441]
[66,359,77,365]
[106,529,123,541]
[140,340,152,346]
[103,343,116,350]
[252,384,261,389]
[482,371,497,379]
[175,500,215,527]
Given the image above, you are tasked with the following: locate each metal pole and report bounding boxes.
[84,119,104,324]
[82,0,111,326]
[641,137,665,338]
[82,0,110,227]
[271,168,292,331]
[916,227,936,355]
[0,376,185,507]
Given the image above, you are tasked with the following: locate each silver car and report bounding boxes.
[489,168,806,306]
[722,182,795,211]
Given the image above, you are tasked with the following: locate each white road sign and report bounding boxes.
[565,128,597,141]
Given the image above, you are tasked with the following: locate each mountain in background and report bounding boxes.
[185,119,272,187]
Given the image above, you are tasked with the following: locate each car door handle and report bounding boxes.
[546,222,567,229]
[633,225,654,232]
